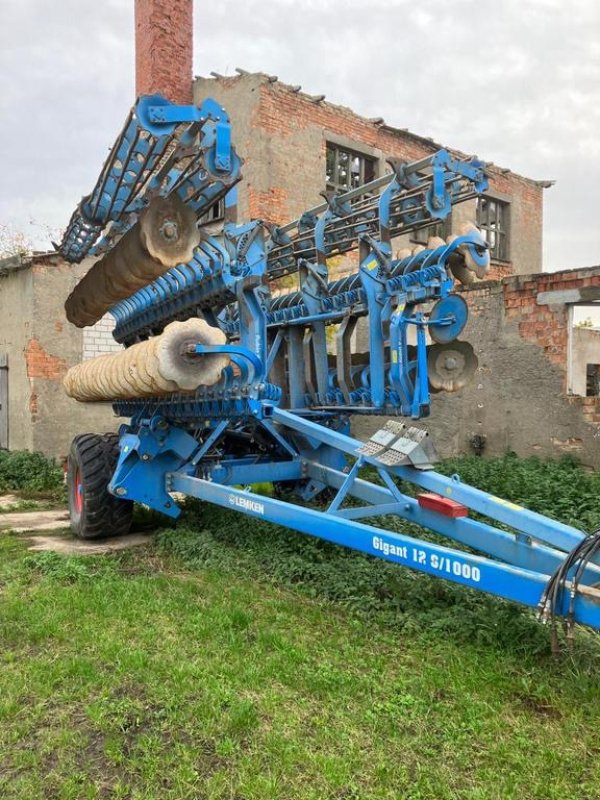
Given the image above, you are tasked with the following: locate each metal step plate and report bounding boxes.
[358,421,438,469]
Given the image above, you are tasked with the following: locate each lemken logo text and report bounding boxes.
[228,494,265,515]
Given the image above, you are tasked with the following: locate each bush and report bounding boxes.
[0,450,65,496]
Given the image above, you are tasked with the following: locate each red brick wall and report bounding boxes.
[248,187,290,223]
[25,339,67,381]
[249,80,544,274]
[503,268,600,376]
[256,82,428,160]
[135,0,193,103]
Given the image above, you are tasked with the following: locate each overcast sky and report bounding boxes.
[1,0,599,272]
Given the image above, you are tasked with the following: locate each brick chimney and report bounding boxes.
[135,0,193,104]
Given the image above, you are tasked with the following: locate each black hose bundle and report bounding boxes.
[538,526,600,652]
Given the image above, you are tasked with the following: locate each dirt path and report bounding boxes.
[0,509,70,532]
[26,532,153,555]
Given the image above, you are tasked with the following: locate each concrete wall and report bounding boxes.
[29,256,120,460]
[0,265,34,451]
[194,72,545,278]
[353,266,600,470]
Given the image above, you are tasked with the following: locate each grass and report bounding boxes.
[0,453,600,798]
[2,536,600,800]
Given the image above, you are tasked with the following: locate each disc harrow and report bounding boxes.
[59,93,600,640]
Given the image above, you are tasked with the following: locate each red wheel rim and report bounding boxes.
[74,467,83,514]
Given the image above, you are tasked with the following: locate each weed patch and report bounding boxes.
[436,452,600,531]
[0,450,65,500]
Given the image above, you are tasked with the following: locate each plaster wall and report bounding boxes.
[29,257,120,459]
[354,267,600,470]
[571,327,600,397]
[0,267,34,451]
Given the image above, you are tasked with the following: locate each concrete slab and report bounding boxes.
[0,502,154,554]
[0,494,20,509]
[0,509,70,532]
[26,532,154,555]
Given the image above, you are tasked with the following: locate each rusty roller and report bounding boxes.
[64,196,200,328]
[64,319,229,402]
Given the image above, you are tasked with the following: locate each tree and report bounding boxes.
[0,224,32,260]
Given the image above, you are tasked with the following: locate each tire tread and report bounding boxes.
[68,433,133,539]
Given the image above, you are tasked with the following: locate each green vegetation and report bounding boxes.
[0,453,599,799]
[0,498,46,514]
[0,450,65,500]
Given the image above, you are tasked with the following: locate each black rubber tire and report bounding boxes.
[67,433,133,540]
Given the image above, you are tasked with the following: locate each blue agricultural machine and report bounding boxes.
[60,93,600,640]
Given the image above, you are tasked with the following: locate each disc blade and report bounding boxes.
[429,295,469,344]
[427,340,478,392]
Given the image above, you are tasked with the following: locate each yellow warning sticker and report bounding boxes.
[489,495,524,512]
[366,259,378,271]
[391,350,398,363]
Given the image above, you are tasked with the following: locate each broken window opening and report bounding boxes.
[568,302,600,397]
[326,143,376,193]
[586,364,600,397]
[199,198,225,226]
[476,196,510,261]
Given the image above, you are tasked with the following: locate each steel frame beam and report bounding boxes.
[168,472,600,630]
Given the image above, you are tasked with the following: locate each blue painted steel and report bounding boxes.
[270,408,599,564]
[109,423,197,516]
[304,462,600,585]
[167,474,600,630]
[60,95,241,263]
[104,381,600,630]
[110,157,487,345]
[428,295,469,344]
[207,459,303,486]
[110,229,483,419]
[102,391,600,627]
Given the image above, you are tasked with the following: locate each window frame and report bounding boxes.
[326,141,377,194]
[199,197,225,227]
[586,363,600,397]
[476,195,511,262]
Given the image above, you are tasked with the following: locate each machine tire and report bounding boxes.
[67,433,133,539]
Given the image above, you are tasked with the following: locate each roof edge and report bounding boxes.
[194,70,553,188]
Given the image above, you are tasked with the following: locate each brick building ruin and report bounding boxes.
[0,0,598,466]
